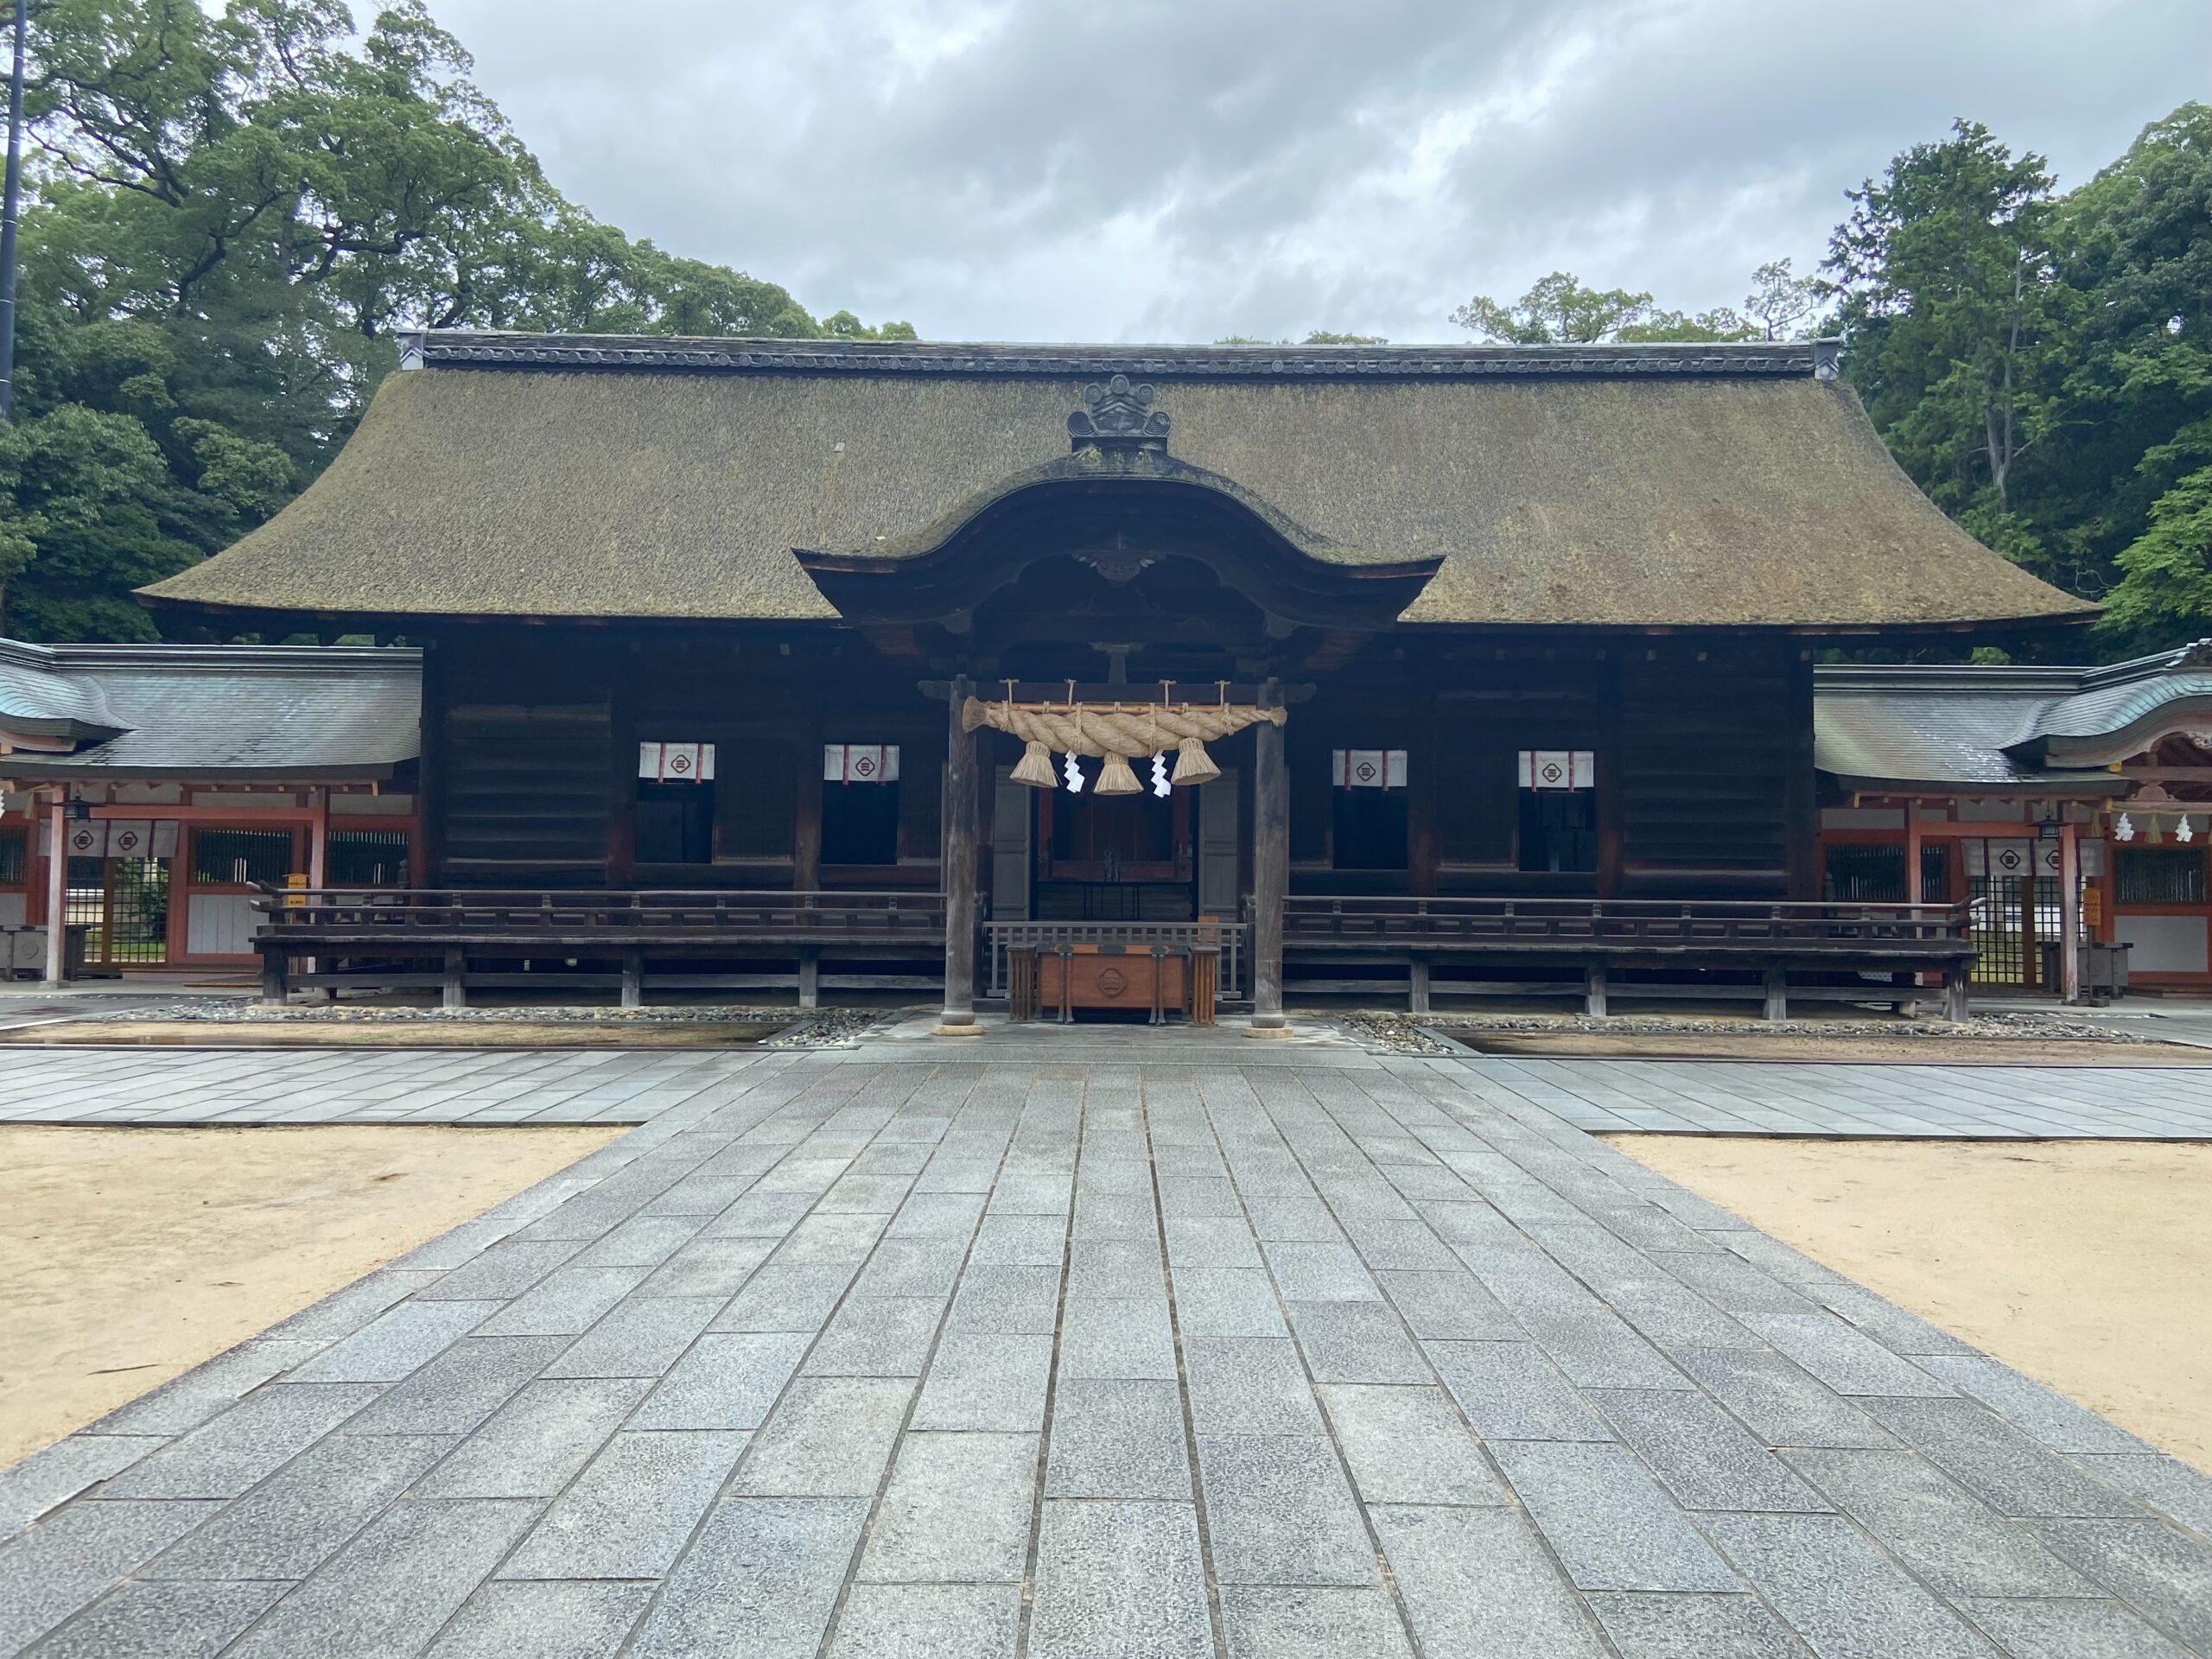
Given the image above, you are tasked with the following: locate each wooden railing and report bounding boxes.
[1278,895,1973,954]
[986,919,1249,1000]
[251,887,954,945]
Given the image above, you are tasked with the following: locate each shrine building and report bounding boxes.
[101,332,2096,1027]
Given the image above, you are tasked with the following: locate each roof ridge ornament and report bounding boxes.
[1069,374,1171,462]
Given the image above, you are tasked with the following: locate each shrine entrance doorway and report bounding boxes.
[1033,767,1194,923]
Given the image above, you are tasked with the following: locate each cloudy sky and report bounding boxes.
[435,0,2209,344]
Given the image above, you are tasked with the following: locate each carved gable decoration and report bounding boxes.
[1068,375,1171,460]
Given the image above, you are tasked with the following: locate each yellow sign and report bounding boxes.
[284,872,308,909]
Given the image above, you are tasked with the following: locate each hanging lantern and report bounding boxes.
[1151,753,1171,798]
[2115,812,2135,842]
[1096,752,1141,795]
[1062,752,1085,793]
[1172,736,1221,786]
[1011,740,1057,789]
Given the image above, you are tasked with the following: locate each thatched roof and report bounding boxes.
[141,333,2094,632]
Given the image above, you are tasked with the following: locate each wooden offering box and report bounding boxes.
[1011,944,1221,1025]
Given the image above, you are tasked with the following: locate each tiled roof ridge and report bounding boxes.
[403,328,1840,381]
[3,639,422,671]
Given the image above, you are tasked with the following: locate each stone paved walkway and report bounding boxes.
[1463,1053,2212,1139]
[7,1031,2212,1138]
[3,1046,2212,1657]
[0,1047,755,1126]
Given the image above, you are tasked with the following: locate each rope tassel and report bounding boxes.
[1172,737,1221,786]
[1010,740,1056,788]
[1096,753,1141,795]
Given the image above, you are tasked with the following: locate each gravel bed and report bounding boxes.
[1343,1007,2158,1056]
[79,1001,885,1047]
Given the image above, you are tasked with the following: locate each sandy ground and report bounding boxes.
[1612,1135,2212,1471]
[0,1124,620,1466]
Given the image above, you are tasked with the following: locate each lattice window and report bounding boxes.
[192,829,294,887]
[2115,848,2206,905]
[329,830,410,887]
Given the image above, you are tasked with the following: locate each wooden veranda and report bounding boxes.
[252,887,1975,1020]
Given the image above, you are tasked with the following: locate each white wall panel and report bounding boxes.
[2114,913,2209,974]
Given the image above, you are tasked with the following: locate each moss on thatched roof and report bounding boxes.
[141,334,2094,631]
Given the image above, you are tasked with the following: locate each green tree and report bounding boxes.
[1452,270,1760,344]
[1824,120,2061,569]
[2104,466,2212,640]
[1741,258,1827,340]
[2,0,911,640]
[2058,104,2212,645]
[1212,330,1389,346]
[1451,272,1658,343]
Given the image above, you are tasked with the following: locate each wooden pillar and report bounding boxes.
[308,788,329,890]
[606,643,638,889]
[1408,956,1431,1016]
[2059,822,2082,1004]
[620,944,645,1009]
[794,708,823,893]
[1905,803,1923,903]
[306,788,330,995]
[936,673,982,1034]
[1944,960,1970,1021]
[1763,965,1788,1023]
[798,944,821,1010]
[261,947,288,1005]
[1596,652,1624,899]
[1783,650,1818,900]
[42,796,67,985]
[1583,964,1608,1018]
[416,639,447,886]
[1249,677,1289,1033]
[442,944,467,1010]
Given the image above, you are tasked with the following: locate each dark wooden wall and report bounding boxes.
[420,629,1815,903]
[1613,645,1813,899]
[423,630,945,889]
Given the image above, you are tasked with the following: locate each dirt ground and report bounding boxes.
[1611,1135,2212,1471]
[0,1124,620,1465]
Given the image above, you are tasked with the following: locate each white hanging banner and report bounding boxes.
[1516,750,1595,791]
[639,741,716,783]
[63,819,107,858]
[1332,750,1407,790]
[151,821,180,859]
[824,744,901,784]
[103,820,155,859]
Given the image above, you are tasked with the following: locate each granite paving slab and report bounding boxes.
[3,1045,2208,1656]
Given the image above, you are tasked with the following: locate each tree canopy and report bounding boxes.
[0,0,911,640]
[1444,107,2212,658]
[1449,264,1827,346]
[1824,107,2212,652]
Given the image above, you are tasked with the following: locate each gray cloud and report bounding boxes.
[437,0,2211,342]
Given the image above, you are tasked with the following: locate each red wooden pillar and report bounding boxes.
[1905,802,1923,904]
[42,794,66,984]
[2059,821,2082,1003]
